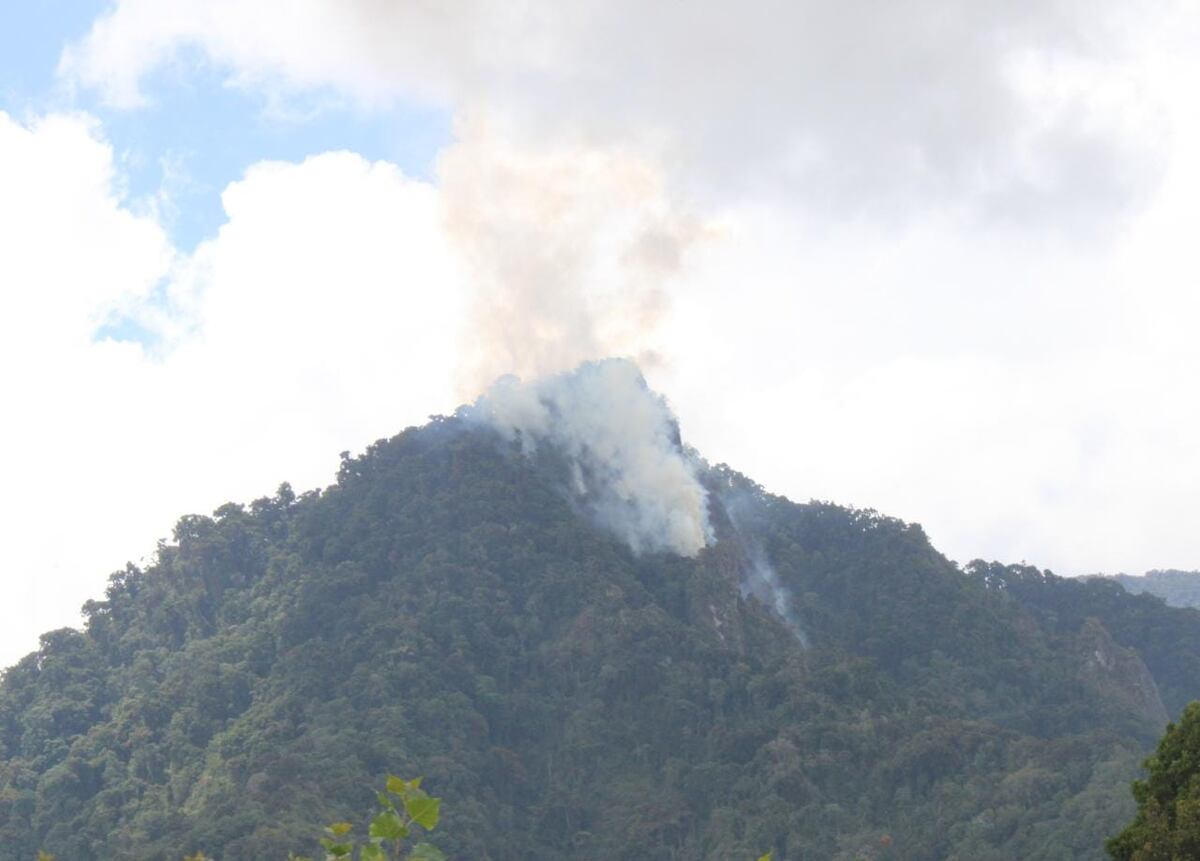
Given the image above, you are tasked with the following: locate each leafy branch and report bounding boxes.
[296,775,444,861]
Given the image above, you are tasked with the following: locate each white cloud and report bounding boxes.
[0,114,465,667]
[0,111,174,346]
[62,0,1166,227]
[1,111,170,665]
[650,181,1200,576]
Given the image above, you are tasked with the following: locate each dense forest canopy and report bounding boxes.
[2,415,1199,859]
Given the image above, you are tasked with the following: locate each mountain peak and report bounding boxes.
[4,384,1200,858]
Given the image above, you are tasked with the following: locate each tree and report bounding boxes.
[1107,702,1200,859]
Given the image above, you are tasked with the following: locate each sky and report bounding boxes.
[1,0,1199,667]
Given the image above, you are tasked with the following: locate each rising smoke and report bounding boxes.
[460,355,806,641]
[718,479,807,643]
[440,126,799,612]
[439,126,715,559]
[439,124,704,398]
[462,358,713,557]
[740,542,807,644]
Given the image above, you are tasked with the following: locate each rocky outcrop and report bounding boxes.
[1077,616,1169,730]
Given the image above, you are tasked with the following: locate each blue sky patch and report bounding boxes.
[1,33,451,252]
[1,3,452,348]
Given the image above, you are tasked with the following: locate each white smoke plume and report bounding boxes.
[718,481,807,642]
[464,358,712,557]
[741,548,807,645]
[439,124,705,397]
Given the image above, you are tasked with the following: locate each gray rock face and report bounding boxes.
[1077,617,1169,730]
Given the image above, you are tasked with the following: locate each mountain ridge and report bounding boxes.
[1,393,1197,859]
[1087,570,1200,610]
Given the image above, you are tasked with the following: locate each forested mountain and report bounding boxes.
[2,389,1200,859]
[1091,570,1200,610]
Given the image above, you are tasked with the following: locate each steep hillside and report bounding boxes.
[2,372,1198,859]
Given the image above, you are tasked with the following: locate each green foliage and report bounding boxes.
[1098,571,1200,611]
[39,778,443,861]
[1,421,1198,859]
[298,776,443,861]
[1107,702,1200,860]
[971,561,1200,719]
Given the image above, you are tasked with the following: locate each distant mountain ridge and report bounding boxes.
[3,372,1200,859]
[1088,570,1200,610]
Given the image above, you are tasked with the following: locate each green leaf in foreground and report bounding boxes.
[369,809,409,842]
[406,843,447,861]
[317,836,353,857]
[387,775,421,795]
[403,796,441,831]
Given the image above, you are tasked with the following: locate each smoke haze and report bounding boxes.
[718,481,807,642]
[463,358,712,557]
[440,126,703,396]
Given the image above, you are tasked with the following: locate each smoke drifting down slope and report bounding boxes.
[463,358,712,556]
